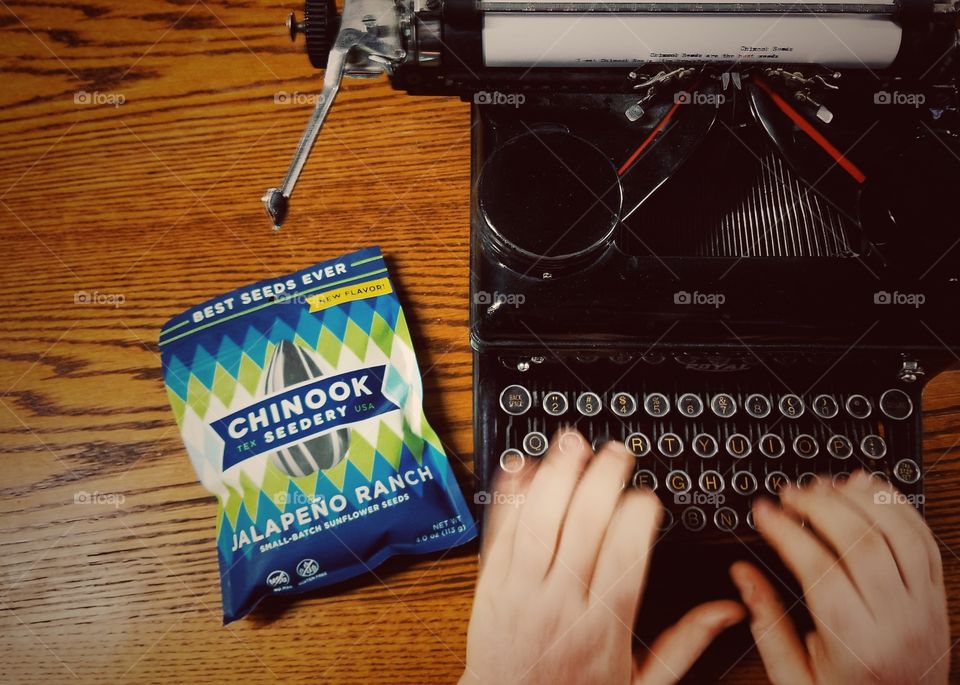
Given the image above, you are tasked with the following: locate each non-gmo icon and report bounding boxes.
[267,570,290,587]
[296,558,320,578]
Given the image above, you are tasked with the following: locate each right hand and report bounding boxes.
[731,471,949,685]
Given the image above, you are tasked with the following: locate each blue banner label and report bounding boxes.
[212,365,397,469]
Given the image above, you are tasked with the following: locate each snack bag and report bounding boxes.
[160,247,476,622]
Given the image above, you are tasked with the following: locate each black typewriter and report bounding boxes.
[264,0,960,541]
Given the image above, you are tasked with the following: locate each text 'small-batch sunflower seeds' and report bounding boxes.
[159,247,476,622]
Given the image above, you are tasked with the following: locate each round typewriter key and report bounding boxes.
[812,394,840,419]
[861,434,887,460]
[576,392,602,417]
[710,393,737,418]
[692,433,718,459]
[592,435,612,452]
[699,469,725,494]
[793,434,819,459]
[522,431,549,457]
[632,469,658,491]
[658,508,675,531]
[677,393,704,417]
[758,433,785,459]
[845,394,873,419]
[731,471,758,496]
[744,393,772,419]
[746,510,757,530]
[726,433,752,459]
[797,472,820,488]
[681,506,707,532]
[500,385,532,415]
[542,391,568,416]
[714,507,739,532]
[626,432,651,457]
[765,470,790,494]
[643,392,670,417]
[778,394,805,419]
[879,388,914,420]
[658,433,684,458]
[666,470,692,494]
[826,435,853,460]
[499,449,526,473]
[872,470,889,483]
[610,392,637,417]
[894,459,921,484]
[832,472,850,486]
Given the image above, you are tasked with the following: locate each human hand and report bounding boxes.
[732,471,949,685]
[461,429,744,685]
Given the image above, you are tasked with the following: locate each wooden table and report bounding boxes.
[2,1,960,682]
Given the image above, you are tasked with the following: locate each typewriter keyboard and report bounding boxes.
[491,383,923,536]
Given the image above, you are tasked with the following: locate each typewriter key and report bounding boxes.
[522,431,549,457]
[726,433,752,459]
[681,507,707,532]
[710,393,737,418]
[610,392,637,417]
[499,384,532,415]
[872,470,890,483]
[845,394,873,419]
[499,449,526,473]
[714,507,739,532]
[860,434,887,460]
[832,472,850,486]
[778,394,805,418]
[632,469,657,491]
[731,471,758,496]
[626,432,651,457]
[879,389,914,420]
[677,393,704,417]
[746,510,758,530]
[758,433,785,459]
[576,392,602,417]
[542,391,568,416]
[699,470,725,494]
[643,392,670,417]
[744,393,771,419]
[658,508,675,531]
[658,433,684,458]
[666,470,692,494]
[827,435,853,460]
[812,394,840,419]
[765,471,790,494]
[894,459,921,484]
[797,472,820,488]
[793,434,819,459]
[692,433,718,459]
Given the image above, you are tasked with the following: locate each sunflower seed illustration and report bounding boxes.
[264,340,350,477]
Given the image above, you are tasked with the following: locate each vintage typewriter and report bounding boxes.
[266,0,960,541]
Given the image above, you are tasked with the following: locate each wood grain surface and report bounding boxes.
[2,1,960,683]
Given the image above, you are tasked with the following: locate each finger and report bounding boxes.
[633,600,745,685]
[730,561,812,685]
[843,471,943,588]
[779,481,904,611]
[589,489,661,623]
[550,441,635,589]
[751,498,868,622]
[511,428,593,579]
[478,454,538,583]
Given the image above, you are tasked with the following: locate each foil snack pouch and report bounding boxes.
[160,247,476,622]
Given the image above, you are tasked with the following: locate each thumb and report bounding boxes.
[730,561,813,685]
[633,600,745,685]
